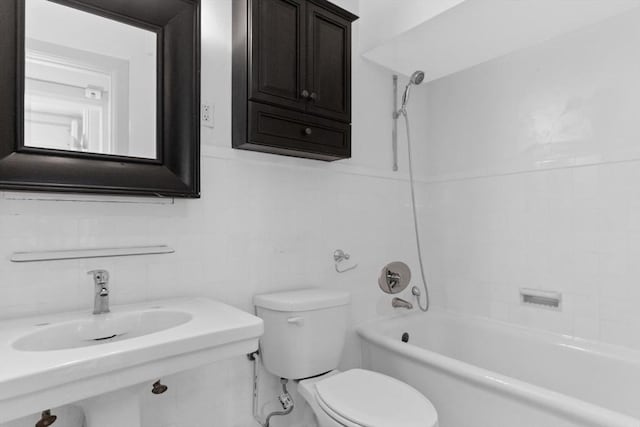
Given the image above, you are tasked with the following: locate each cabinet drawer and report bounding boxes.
[246,102,350,160]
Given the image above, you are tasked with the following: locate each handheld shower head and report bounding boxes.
[410,70,425,85]
[400,70,425,115]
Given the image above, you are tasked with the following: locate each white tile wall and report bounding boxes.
[0,0,423,426]
[415,6,640,349]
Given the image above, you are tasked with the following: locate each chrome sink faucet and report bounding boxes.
[88,270,110,315]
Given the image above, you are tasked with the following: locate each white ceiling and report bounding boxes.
[362,0,640,81]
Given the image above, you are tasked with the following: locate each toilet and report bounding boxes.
[254,289,438,427]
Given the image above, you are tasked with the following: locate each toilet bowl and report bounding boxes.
[298,369,438,427]
[253,289,439,427]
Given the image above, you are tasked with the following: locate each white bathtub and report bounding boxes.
[357,309,640,427]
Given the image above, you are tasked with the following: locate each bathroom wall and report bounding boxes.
[415,6,640,348]
[0,0,425,426]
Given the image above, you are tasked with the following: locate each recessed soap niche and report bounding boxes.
[520,288,562,311]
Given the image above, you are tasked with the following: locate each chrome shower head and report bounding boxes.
[410,70,425,85]
[400,70,426,115]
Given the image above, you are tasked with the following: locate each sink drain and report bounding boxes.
[93,334,117,341]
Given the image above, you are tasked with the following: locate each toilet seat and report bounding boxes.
[314,369,438,427]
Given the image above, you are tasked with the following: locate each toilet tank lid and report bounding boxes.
[254,289,350,312]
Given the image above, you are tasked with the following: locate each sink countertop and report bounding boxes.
[0,297,263,402]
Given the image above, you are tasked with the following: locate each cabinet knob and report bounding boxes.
[310,92,317,101]
[301,90,310,99]
[304,127,312,135]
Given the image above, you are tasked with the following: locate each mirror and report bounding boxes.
[0,0,200,198]
[378,261,412,294]
[24,0,157,159]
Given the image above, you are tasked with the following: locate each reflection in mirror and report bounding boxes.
[24,0,157,159]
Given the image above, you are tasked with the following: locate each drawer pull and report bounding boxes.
[304,127,312,135]
[301,90,310,99]
[310,92,317,101]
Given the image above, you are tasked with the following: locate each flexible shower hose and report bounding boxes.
[403,111,430,312]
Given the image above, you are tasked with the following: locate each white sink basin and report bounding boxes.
[0,298,263,425]
[13,310,193,351]
[13,310,192,351]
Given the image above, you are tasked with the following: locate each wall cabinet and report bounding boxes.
[233,0,357,161]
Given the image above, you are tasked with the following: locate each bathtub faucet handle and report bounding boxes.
[386,270,401,289]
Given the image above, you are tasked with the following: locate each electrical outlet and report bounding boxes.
[201,103,214,128]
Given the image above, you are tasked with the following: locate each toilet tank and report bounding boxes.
[254,289,350,380]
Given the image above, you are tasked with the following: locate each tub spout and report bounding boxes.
[392,297,413,309]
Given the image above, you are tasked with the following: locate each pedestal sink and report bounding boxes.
[0,298,263,426]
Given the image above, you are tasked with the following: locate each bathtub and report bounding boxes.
[357,309,640,427]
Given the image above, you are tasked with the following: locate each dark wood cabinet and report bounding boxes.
[233,0,357,161]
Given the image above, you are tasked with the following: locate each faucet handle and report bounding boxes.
[88,269,109,285]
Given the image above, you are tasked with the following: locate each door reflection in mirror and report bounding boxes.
[24,0,157,159]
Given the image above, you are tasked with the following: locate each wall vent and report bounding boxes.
[520,288,562,310]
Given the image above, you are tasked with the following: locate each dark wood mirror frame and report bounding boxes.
[0,0,200,198]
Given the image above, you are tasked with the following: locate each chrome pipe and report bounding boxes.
[392,75,399,171]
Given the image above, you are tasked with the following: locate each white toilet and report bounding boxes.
[254,289,438,427]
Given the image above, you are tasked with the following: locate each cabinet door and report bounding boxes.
[306,3,351,123]
[250,0,307,111]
